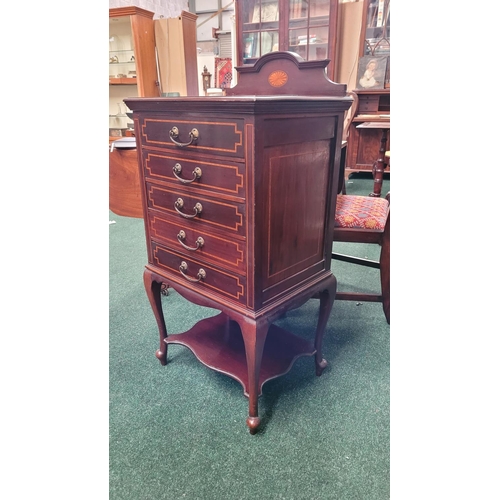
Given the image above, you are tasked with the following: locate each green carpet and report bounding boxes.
[109,174,390,499]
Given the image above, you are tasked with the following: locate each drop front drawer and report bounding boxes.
[142,151,245,199]
[139,117,245,158]
[149,214,246,272]
[151,243,246,305]
[146,183,246,237]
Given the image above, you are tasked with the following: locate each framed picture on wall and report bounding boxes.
[356,55,388,90]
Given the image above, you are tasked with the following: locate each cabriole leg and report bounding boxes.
[314,275,337,376]
[239,317,269,434]
[143,269,168,365]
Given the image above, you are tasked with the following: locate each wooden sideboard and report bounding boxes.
[345,89,390,180]
[125,52,352,434]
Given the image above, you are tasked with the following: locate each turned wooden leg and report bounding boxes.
[370,128,388,198]
[380,213,390,325]
[239,317,269,434]
[314,275,337,376]
[143,268,169,365]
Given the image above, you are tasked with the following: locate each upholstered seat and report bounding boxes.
[335,195,389,230]
[332,191,390,324]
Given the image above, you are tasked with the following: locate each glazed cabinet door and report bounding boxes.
[235,0,339,80]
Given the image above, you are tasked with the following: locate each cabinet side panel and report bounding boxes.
[260,140,331,294]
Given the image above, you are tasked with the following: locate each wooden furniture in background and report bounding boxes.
[155,11,199,96]
[109,7,159,139]
[339,90,359,194]
[355,121,390,197]
[234,0,340,81]
[109,138,143,219]
[333,133,390,323]
[345,88,390,180]
[109,7,158,95]
[344,0,390,183]
[125,52,351,434]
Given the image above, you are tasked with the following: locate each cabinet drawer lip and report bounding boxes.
[145,179,246,204]
[141,145,245,164]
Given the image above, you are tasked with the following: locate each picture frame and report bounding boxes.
[355,55,388,90]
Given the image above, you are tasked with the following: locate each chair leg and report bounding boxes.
[379,216,390,324]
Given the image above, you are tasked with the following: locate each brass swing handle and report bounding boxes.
[179,261,206,283]
[169,126,199,147]
[172,163,202,184]
[174,198,203,219]
[177,230,204,251]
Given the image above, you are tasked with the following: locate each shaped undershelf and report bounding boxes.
[165,312,316,396]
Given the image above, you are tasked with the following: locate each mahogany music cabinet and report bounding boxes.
[125,52,352,433]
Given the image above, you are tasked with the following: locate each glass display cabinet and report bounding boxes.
[359,0,390,86]
[234,0,340,80]
[109,7,158,138]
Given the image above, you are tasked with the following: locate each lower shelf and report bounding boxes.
[165,312,316,397]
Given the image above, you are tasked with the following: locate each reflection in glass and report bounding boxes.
[241,0,332,63]
[261,31,279,55]
[364,0,390,56]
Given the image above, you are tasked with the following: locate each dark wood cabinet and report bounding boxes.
[125,53,351,433]
[234,0,340,80]
[346,89,390,178]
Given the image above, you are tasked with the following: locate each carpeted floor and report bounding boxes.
[109,174,390,499]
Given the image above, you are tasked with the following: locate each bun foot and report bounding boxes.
[246,416,260,434]
[155,349,167,366]
[316,358,327,376]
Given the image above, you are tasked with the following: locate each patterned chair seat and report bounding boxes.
[335,195,389,230]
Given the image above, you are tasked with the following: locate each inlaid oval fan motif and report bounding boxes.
[268,70,288,87]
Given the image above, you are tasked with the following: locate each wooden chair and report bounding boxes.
[331,142,390,323]
[340,91,359,194]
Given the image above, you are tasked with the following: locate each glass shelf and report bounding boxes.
[109,78,138,84]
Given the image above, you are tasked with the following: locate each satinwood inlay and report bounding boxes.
[268,70,288,87]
